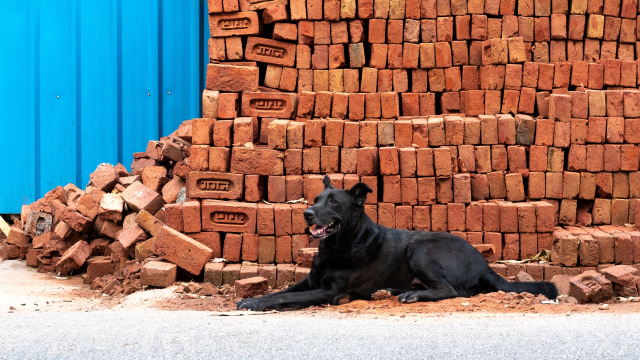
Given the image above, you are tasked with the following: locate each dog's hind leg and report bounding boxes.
[397,282,458,303]
[398,256,458,303]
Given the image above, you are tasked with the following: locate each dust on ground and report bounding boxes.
[2,259,640,315]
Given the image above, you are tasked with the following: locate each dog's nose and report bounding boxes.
[303,209,315,222]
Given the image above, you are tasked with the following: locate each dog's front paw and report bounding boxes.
[397,291,419,304]
[236,298,269,312]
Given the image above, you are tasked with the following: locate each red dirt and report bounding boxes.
[3,259,640,315]
[149,287,640,315]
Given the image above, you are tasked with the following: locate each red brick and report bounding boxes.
[295,92,314,118]
[440,92,461,113]
[283,149,302,176]
[120,181,164,215]
[273,235,292,263]
[452,174,471,203]
[482,202,500,232]
[621,145,639,171]
[435,176,454,204]
[208,11,259,37]
[471,173,490,200]
[473,146,490,173]
[558,198,577,225]
[528,172,546,199]
[230,147,283,176]
[620,60,637,86]
[497,202,518,233]
[603,144,621,172]
[491,145,508,171]
[241,92,296,119]
[505,173,525,202]
[531,201,555,232]
[378,203,396,229]
[164,203,184,233]
[458,145,476,172]
[189,231,222,258]
[546,171,563,199]
[443,115,464,145]
[221,233,242,262]
[611,199,629,225]
[399,177,417,206]
[283,175,303,202]
[382,175,401,203]
[612,172,629,199]
[553,121,570,148]
[444,203,464,232]
[567,144,587,171]
[600,90,624,117]
[206,64,258,92]
[595,173,613,200]
[394,205,412,230]
[244,37,296,67]
[397,147,416,178]
[548,94,572,123]
[484,232,502,261]
[487,171,507,199]
[140,261,177,288]
[479,65,505,90]
[213,93,239,119]
[356,147,379,176]
[186,172,242,201]
[201,200,257,233]
[623,91,640,118]
[569,270,615,303]
[500,233,519,260]
[302,147,321,174]
[578,172,596,200]
[153,226,213,275]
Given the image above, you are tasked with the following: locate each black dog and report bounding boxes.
[237,176,558,311]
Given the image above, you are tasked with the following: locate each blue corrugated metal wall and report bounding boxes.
[0,0,210,213]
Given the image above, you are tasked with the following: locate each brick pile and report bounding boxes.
[1,0,640,300]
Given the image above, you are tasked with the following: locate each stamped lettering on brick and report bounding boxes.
[218,17,251,30]
[251,99,285,110]
[245,37,296,67]
[211,211,248,225]
[187,172,243,199]
[209,12,259,37]
[255,44,286,58]
[241,92,297,118]
[198,178,232,191]
[202,200,257,233]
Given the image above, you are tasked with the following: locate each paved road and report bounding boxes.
[1,310,639,359]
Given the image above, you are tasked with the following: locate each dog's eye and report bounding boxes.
[329,198,337,205]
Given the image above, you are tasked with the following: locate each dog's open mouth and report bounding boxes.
[308,220,340,238]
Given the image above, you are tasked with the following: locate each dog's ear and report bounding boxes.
[323,175,334,189]
[348,183,372,206]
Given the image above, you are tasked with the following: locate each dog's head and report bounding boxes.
[303,175,372,240]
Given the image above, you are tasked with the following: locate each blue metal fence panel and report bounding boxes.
[79,1,120,189]
[39,1,79,193]
[0,2,37,209]
[161,0,203,136]
[0,0,207,213]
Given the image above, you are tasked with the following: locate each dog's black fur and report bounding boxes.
[237,176,558,311]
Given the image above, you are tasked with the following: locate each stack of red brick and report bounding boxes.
[201,0,640,266]
[2,0,640,295]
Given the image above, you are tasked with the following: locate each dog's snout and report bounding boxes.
[303,209,315,222]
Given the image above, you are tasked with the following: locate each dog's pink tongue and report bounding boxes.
[310,224,328,236]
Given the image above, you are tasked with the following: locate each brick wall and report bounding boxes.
[198,0,640,268]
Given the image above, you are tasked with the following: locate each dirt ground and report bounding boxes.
[2,259,640,315]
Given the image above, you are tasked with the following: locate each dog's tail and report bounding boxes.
[481,271,558,299]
